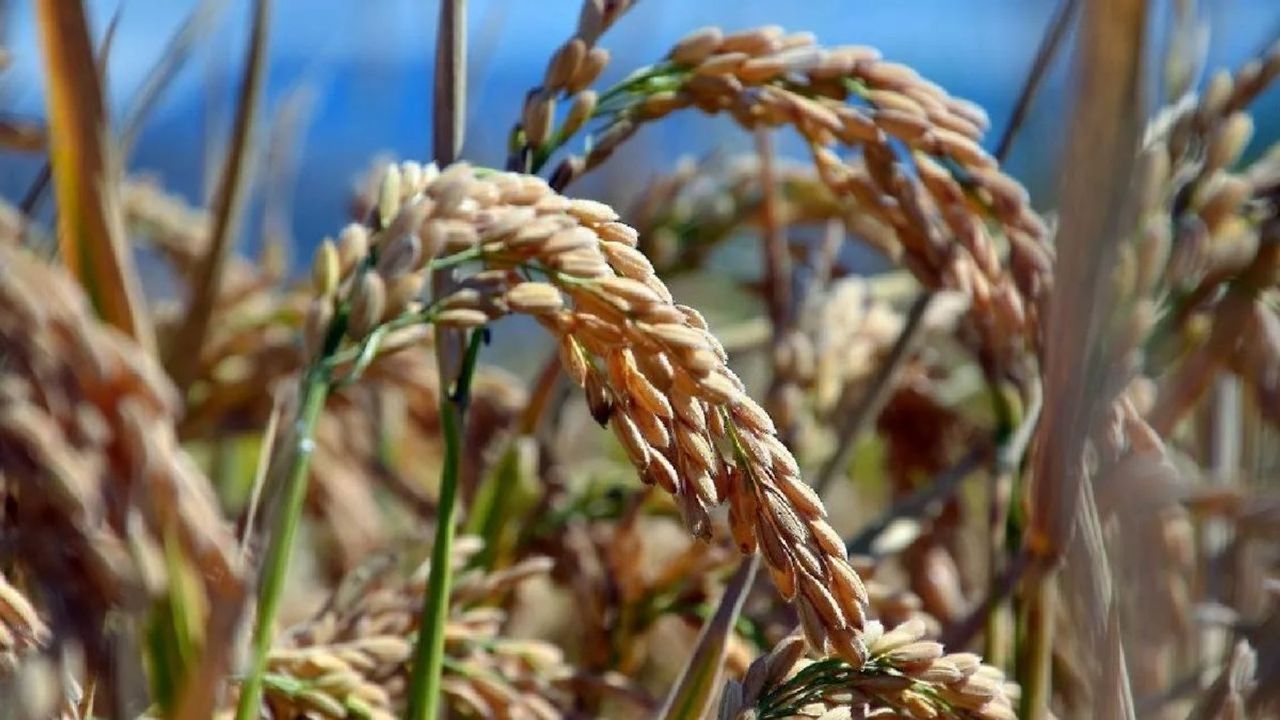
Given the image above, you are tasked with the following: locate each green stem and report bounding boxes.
[405,329,486,720]
[234,366,330,720]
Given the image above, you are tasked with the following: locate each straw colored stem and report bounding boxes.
[755,130,792,332]
[34,0,154,351]
[1021,0,1147,713]
[1021,568,1056,720]
[167,0,269,390]
[433,0,466,164]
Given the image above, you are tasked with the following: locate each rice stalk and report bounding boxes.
[405,1,470,716]
[1021,0,1148,715]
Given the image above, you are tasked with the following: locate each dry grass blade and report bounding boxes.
[994,0,1080,161]
[33,0,154,353]
[165,0,271,389]
[119,0,231,156]
[1022,0,1147,716]
[1027,0,1146,561]
[658,555,759,720]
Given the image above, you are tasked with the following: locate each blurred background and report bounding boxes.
[2,0,1278,262]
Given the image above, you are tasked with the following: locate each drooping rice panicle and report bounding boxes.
[300,160,873,661]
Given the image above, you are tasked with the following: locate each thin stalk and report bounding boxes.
[657,555,760,720]
[234,367,330,720]
[811,291,932,496]
[994,0,1081,162]
[167,0,271,389]
[1020,568,1055,720]
[432,0,466,164]
[405,330,486,720]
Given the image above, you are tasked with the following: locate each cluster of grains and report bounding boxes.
[805,278,965,417]
[1045,44,1280,701]
[857,571,942,642]
[121,178,218,275]
[718,620,1017,720]
[628,155,890,274]
[875,372,979,627]
[1129,42,1280,433]
[543,504,742,675]
[303,161,872,661]
[0,246,242,665]
[256,541,568,720]
[538,26,1050,378]
[122,177,533,580]
[1122,41,1280,314]
[0,573,48,674]
[512,0,636,172]
[121,177,302,439]
[1092,433,1195,698]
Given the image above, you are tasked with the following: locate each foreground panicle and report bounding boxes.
[0,245,243,669]
[719,620,1018,720]
[302,161,871,661]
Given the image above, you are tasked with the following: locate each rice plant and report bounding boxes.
[1,1,1278,718]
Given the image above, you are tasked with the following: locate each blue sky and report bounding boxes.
[3,1,1278,255]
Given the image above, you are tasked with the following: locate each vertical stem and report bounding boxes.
[433,0,466,164]
[404,403,461,720]
[234,368,329,720]
[754,130,791,332]
[406,330,485,720]
[407,3,470,716]
[1020,569,1056,720]
[1020,0,1147,713]
[982,1,1074,667]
